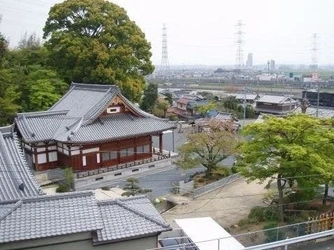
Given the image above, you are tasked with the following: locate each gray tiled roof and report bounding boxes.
[95,196,170,243]
[257,95,296,104]
[0,126,43,201]
[0,191,103,243]
[235,94,259,100]
[68,114,176,143]
[16,83,176,143]
[0,193,170,244]
[16,110,68,142]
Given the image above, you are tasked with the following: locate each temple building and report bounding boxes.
[15,83,176,172]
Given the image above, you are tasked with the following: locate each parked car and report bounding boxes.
[159,237,198,250]
[159,238,182,250]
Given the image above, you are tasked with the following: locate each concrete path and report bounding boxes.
[162,178,269,229]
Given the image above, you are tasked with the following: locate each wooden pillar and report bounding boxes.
[117,140,120,164]
[33,146,39,171]
[134,137,137,160]
[159,133,163,154]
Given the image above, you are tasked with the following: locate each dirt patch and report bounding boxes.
[162,177,270,229]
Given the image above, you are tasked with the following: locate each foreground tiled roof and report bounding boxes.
[0,191,103,243]
[0,126,43,201]
[16,83,176,143]
[95,196,170,243]
[0,193,170,244]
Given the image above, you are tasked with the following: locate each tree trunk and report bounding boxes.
[323,182,329,206]
[277,175,285,222]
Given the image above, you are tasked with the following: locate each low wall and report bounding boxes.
[75,158,172,190]
[193,174,241,198]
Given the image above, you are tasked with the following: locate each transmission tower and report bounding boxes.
[235,20,244,70]
[310,33,318,70]
[160,23,170,75]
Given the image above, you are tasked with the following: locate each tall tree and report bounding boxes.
[140,83,158,112]
[43,0,154,102]
[154,99,169,117]
[237,114,334,222]
[177,120,238,177]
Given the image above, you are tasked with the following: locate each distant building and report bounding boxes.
[270,59,276,71]
[246,53,253,69]
[303,91,334,108]
[255,95,297,115]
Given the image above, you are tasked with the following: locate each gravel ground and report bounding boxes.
[162,177,269,229]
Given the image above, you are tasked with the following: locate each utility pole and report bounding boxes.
[311,33,318,70]
[242,85,247,127]
[316,85,320,118]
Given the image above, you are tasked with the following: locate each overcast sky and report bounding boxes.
[1,0,334,66]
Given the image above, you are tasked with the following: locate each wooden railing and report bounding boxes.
[76,152,171,179]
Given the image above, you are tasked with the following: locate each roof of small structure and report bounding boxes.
[195,112,239,131]
[0,192,171,244]
[95,196,170,243]
[0,126,43,202]
[234,94,259,100]
[257,95,296,104]
[177,97,192,105]
[15,83,176,143]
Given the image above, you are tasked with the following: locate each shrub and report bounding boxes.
[263,221,285,243]
[56,184,70,193]
[169,115,178,121]
[101,186,110,191]
[231,165,238,174]
[238,218,250,227]
[248,206,280,223]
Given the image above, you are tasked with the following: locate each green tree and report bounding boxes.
[28,79,62,111]
[140,83,158,112]
[223,96,238,110]
[56,167,74,192]
[0,85,21,125]
[122,178,151,197]
[154,99,169,117]
[176,120,238,177]
[0,18,7,64]
[164,92,173,106]
[195,102,216,116]
[43,0,154,102]
[237,114,334,222]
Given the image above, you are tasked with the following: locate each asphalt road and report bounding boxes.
[112,155,236,198]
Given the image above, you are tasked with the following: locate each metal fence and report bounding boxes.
[192,173,241,198]
[234,218,334,248]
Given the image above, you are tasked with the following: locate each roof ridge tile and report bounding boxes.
[116,199,170,229]
[0,200,22,221]
[21,190,94,203]
[17,110,69,118]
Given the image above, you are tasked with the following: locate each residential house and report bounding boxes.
[167,95,207,121]
[0,126,43,202]
[15,83,176,172]
[234,94,259,104]
[0,192,171,250]
[194,111,240,132]
[255,95,297,115]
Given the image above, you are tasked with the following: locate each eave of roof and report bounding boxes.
[0,126,43,202]
[16,83,176,144]
[94,195,171,244]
